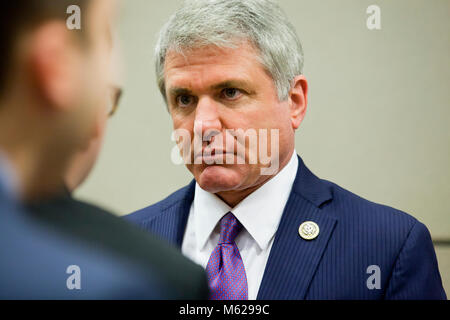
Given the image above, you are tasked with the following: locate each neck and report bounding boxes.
[216,183,266,208]
[0,117,68,203]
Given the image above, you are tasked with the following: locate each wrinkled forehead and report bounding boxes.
[164,42,264,89]
[165,39,260,67]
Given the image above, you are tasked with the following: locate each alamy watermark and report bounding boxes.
[170,122,280,175]
[66,265,81,290]
[66,5,81,30]
[366,5,381,30]
[366,265,381,290]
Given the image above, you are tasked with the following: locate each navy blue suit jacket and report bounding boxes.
[0,169,207,299]
[0,193,164,299]
[126,155,447,299]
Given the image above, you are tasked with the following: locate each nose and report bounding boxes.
[194,96,222,144]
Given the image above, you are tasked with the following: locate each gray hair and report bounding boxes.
[155,0,304,102]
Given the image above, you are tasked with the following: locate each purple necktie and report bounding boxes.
[206,212,248,300]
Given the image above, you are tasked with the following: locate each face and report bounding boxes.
[65,84,122,191]
[64,21,123,192]
[164,42,307,198]
[57,0,116,154]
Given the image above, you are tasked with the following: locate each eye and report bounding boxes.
[176,94,195,107]
[222,88,242,100]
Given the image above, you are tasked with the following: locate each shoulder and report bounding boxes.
[325,180,418,231]
[294,156,418,236]
[316,179,425,261]
[293,156,420,238]
[5,194,207,299]
[125,182,194,225]
[1,201,165,299]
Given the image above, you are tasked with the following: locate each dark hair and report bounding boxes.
[0,0,88,95]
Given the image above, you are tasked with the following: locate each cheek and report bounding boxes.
[262,103,292,130]
[235,98,284,129]
[90,41,111,85]
[172,114,196,137]
[171,114,183,129]
[230,110,272,133]
[91,53,111,109]
[171,116,195,158]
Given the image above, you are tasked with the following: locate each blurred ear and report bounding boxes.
[29,21,82,112]
[289,75,308,130]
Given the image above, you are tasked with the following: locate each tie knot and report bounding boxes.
[218,212,242,244]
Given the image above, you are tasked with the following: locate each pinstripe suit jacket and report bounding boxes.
[126,155,446,299]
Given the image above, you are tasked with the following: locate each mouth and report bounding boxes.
[194,148,236,164]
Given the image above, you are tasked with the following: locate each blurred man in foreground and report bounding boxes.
[0,0,207,299]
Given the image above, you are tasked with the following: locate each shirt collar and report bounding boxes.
[193,151,299,251]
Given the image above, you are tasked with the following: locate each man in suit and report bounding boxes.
[126,0,446,299]
[0,0,207,299]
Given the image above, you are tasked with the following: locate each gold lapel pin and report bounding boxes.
[298,221,320,240]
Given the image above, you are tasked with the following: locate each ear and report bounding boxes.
[29,21,81,112]
[288,75,308,130]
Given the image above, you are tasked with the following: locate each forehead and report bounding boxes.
[164,42,266,90]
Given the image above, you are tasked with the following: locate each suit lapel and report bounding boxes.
[257,156,338,299]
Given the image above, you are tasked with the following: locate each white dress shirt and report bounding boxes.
[181,151,299,299]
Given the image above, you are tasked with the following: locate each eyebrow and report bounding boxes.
[169,87,194,98]
[210,80,251,91]
[168,79,253,98]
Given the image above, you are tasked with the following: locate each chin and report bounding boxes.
[195,165,243,194]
